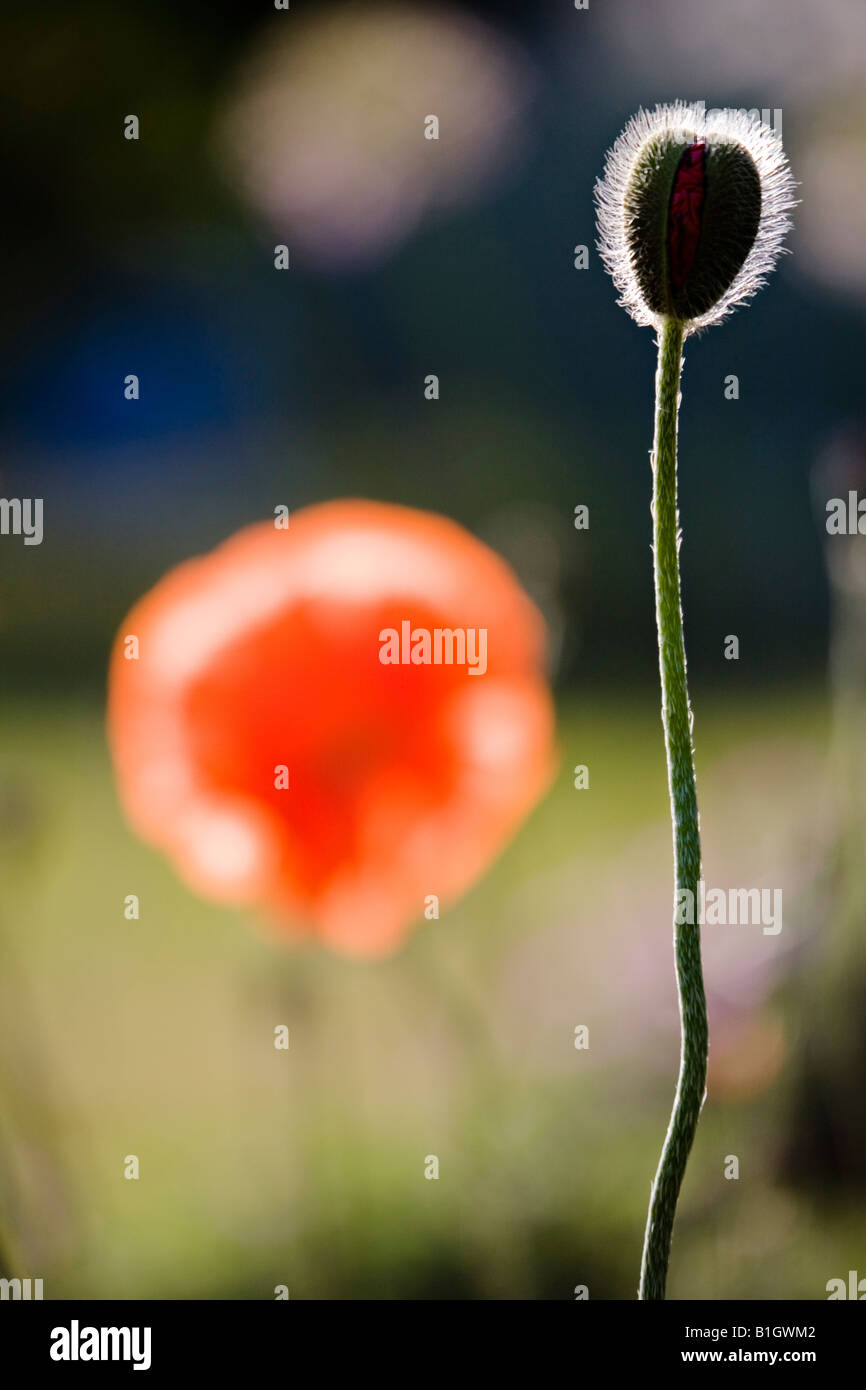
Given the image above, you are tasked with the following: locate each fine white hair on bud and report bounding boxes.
[594,101,797,334]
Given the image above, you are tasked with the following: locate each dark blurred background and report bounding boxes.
[0,0,864,1299]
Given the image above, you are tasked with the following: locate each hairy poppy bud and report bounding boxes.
[595,102,796,332]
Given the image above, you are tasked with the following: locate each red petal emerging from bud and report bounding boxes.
[668,141,706,298]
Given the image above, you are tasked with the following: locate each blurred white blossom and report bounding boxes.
[216,3,535,269]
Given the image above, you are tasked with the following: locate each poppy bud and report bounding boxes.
[595,102,796,332]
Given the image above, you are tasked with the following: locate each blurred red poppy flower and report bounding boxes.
[108,501,556,956]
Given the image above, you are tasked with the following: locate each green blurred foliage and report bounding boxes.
[0,690,861,1299]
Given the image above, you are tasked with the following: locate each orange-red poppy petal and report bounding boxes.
[108,500,556,956]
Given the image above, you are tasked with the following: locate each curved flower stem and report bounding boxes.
[639,315,708,1301]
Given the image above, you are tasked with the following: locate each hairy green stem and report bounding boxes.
[638,315,708,1301]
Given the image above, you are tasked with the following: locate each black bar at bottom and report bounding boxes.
[0,1298,860,1376]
